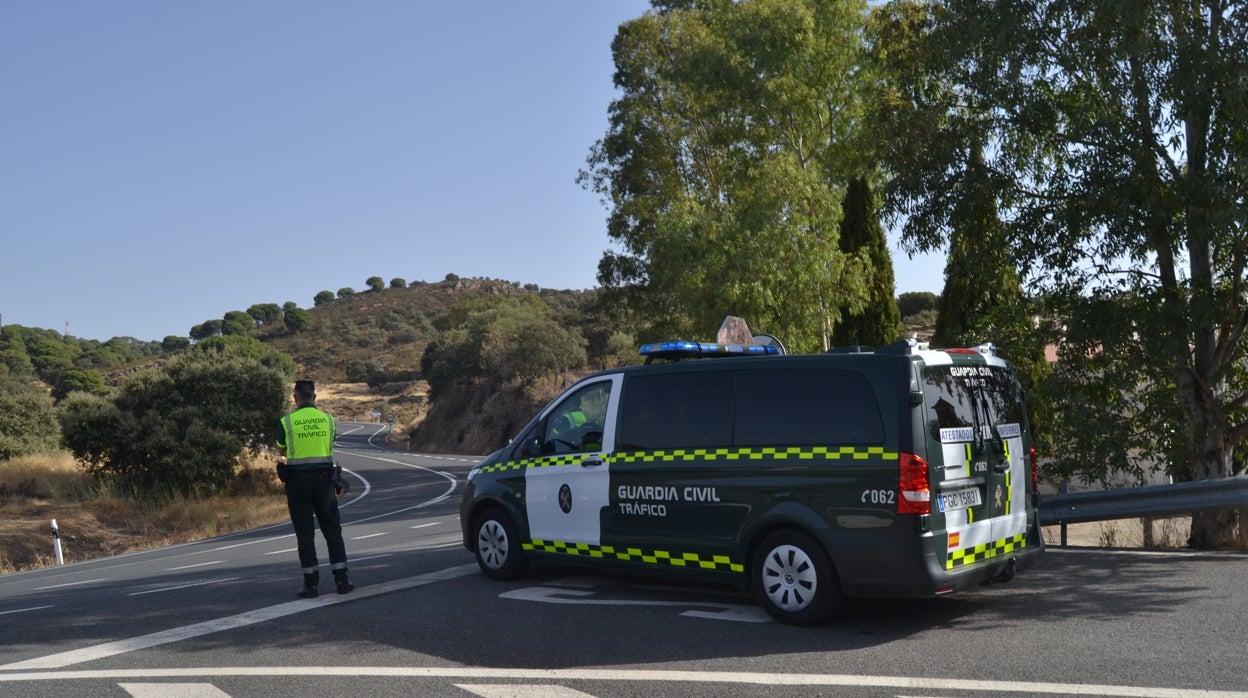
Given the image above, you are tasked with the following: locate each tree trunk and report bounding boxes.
[1186,426,1240,548]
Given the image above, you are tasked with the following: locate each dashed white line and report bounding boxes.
[0,605,55,616]
[33,579,107,591]
[129,578,240,596]
[350,533,388,541]
[166,561,224,571]
[120,682,231,697]
[456,685,597,697]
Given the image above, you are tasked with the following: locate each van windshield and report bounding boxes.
[922,364,1025,444]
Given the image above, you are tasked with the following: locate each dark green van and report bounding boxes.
[459,338,1043,625]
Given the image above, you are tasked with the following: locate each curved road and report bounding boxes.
[1,422,1246,697]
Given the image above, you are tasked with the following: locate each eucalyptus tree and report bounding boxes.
[582,0,875,352]
[868,1,1248,546]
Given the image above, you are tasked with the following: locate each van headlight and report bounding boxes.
[467,465,480,482]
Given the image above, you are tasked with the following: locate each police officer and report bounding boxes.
[276,380,353,597]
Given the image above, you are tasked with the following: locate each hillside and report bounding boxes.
[254,277,600,455]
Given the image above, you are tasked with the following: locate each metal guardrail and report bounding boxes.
[1038,474,1248,527]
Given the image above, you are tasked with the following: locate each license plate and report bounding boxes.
[937,487,982,512]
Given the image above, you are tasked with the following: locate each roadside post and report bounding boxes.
[51,518,65,565]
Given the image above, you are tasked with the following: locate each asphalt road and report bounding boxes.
[1,422,1246,698]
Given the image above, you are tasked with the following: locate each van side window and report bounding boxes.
[618,371,735,450]
[543,381,611,454]
[514,380,612,458]
[735,369,885,446]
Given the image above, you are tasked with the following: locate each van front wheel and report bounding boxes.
[752,530,842,625]
[472,508,529,580]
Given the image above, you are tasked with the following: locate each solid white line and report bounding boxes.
[0,605,55,616]
[166,561,223,571]
[2,667,1245,697]
[33,579,106,590]
[129,578,240,597]
[0,563,479,671]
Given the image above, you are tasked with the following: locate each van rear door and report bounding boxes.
[920,358,1030,571]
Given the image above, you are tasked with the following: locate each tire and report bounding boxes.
[751,529,843,626]
[472,508,529,580]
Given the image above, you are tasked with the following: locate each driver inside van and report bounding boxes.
[547,386,608,453]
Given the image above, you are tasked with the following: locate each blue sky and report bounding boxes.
[1,1,944,343]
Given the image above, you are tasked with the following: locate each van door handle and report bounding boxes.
[581,456,604,467]
[993,460,1010,473]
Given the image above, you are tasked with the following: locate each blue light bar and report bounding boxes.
[638,341,781,360]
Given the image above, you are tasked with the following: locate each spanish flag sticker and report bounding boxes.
[948,532,960,549]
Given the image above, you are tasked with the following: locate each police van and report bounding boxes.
[459,335,1043,625]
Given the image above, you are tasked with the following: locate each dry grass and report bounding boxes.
[0,452,289,575]
[1042,517,1192,548]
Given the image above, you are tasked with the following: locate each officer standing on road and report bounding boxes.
[276,380,353,597]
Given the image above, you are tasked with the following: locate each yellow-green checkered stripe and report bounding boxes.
[946,533,1027,570]
[613,445,897,463]
[523,539,744,573]
[477,445,898,474]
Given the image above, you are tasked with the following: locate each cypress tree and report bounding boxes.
[831,177,901,348]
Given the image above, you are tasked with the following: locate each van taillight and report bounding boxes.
[1030,447,1039,492]
[898,452,931,515]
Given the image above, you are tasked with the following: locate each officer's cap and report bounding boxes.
[294,380,316,393]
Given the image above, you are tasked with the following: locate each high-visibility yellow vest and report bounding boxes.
[280,406,336,470]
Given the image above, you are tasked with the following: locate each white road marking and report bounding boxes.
[0,563,479,671]
[129,578,240,596]
[411,522,442,529]
[166,561,223,571]
[499,586,770,623]
[0,605,55,616]
[0,668,1242,697]
[350,532,388,540]
[33,578,106,590]
[456,685,598,697]
[202,535,290,553]
[120,682,231,697]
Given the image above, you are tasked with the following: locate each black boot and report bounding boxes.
[333,569,354,595]
[297,571,319,598]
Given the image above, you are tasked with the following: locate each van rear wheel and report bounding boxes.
[752,530,842,625]
[472,508,529,580]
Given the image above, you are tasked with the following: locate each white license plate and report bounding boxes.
[937,486,982,512]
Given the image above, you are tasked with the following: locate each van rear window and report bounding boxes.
[922,365,1025,443]
[617,368,885,451]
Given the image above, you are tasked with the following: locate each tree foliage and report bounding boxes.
[59,340,293,496]
[247,303,283,326]
[221,310,255,337]
[283,306,314,333]
[868,0,1248,546]
[831,177,901,347]
[421,297,587,400]
[897,291,938,319]
[52,369,107,402]
[0,390,61,459]
[582,0,875,352]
